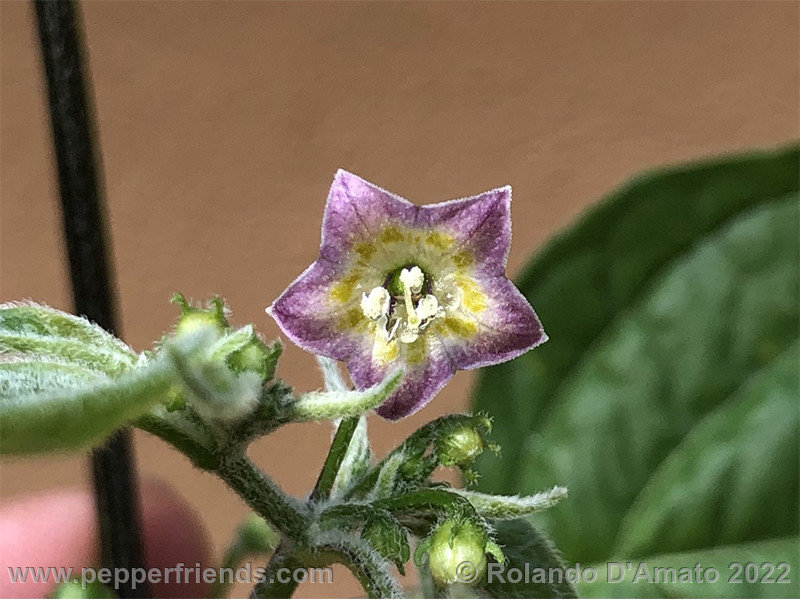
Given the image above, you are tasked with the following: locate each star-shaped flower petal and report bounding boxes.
[268,170,546,420]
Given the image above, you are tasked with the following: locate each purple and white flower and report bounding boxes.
[268,171,546,420]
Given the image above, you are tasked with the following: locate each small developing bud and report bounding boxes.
[226,335,282,382]
[172,293,228,336]
[239,514,278,553]
[436,424,485,467]
[426,520,489,586]
[167,296,279,421]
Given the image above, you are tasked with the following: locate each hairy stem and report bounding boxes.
[136,412,219,470]
[137,413,309,541]
[215,455,311,542]
[306,533,403,599]
[138,401,403,598]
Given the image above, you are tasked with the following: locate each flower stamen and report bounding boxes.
[399,266,425,295]
[361,287,390,320]
[416,295,440,321]
[361,265,446,345]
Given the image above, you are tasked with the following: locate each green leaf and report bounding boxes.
[472,146,800,597]
[0,302,137,376]
[0,360,105,400]
[613,341,798,559]
[480,519,577,598]
[0,330,212,454]
[362,511,411,573]
[0,357,175,454]
[578,537,799,598]
[454,487,568,520]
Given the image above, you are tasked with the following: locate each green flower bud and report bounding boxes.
[239,514,278,553]
[227,337,282,382]
[426,520,488,586]
[436,425,485,466]
[172,293,228,336]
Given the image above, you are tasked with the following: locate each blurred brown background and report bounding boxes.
[1,0,798,597]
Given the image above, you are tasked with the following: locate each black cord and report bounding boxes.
[32,1,150,597]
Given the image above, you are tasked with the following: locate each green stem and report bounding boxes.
[310,416,359,503]
[136,412,219,470]
[305,533,403,599]
[215,455,310,542]
[137,413,308,544]
[249,544,303,599]
[137,388,405,598]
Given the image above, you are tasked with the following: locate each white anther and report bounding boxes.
[370,266,447,345]
[399,266,425,295]
[415,295,440,320]
[361,287,390,320]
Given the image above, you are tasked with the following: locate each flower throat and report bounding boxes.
[360,265,448,344]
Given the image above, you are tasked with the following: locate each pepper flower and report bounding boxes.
[268,171,546,419]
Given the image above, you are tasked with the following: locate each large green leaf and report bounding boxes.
[472,146,799,597]
[481,519,577,599]
[579,537,799,599]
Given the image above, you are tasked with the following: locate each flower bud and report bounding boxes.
[227,336,282,382]
[239,514,278,553]
[172,293,228,336]
[436,425,485,466]
[426,520,488,586]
